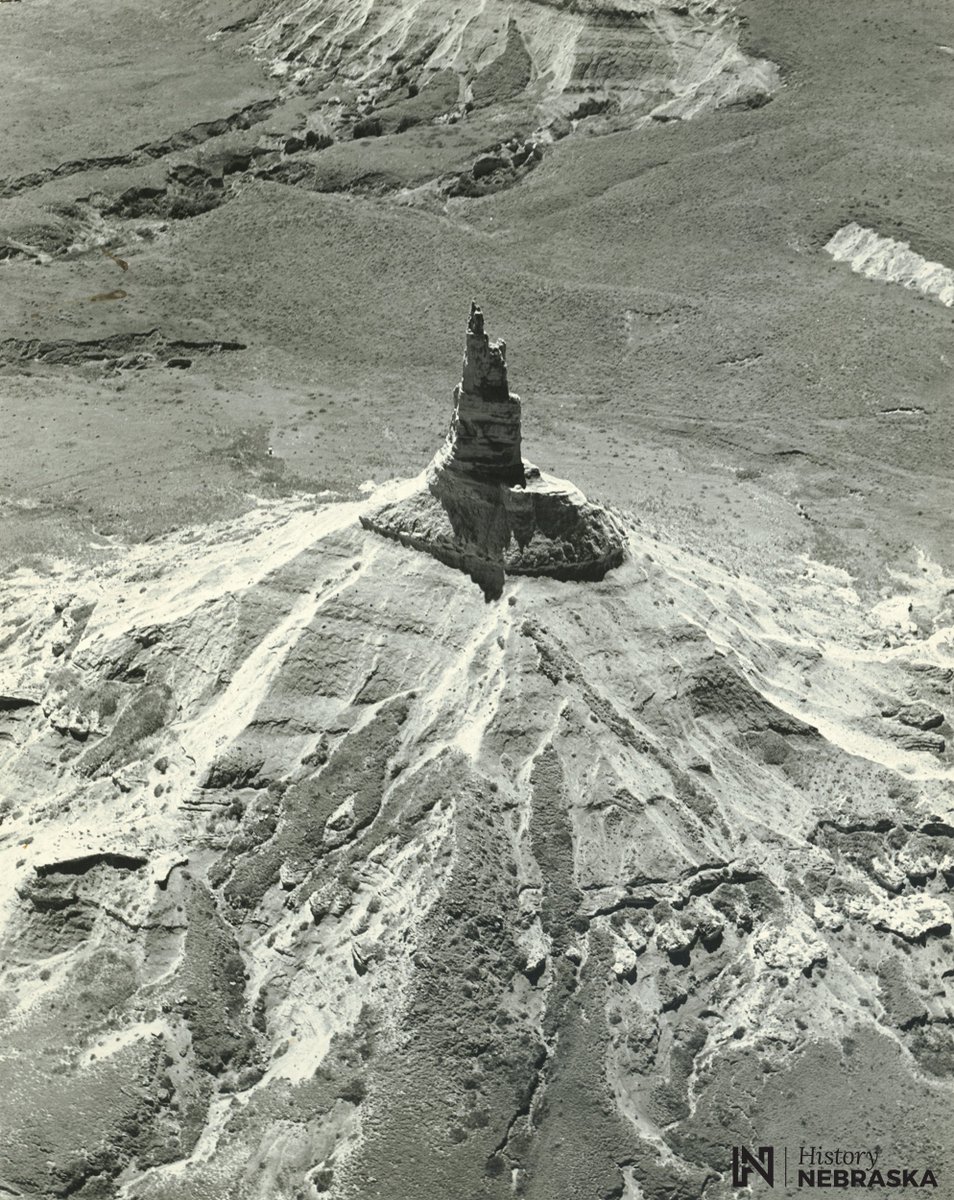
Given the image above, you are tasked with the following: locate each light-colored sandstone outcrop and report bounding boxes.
[1,479,952,1200]
[250,0,779,131]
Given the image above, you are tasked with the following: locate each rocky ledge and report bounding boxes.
[360,303,626,598]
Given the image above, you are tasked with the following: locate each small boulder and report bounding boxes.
[49,706,91,740]
[892,730,946,754]
[869,895,952,943]
[621,921,650,955]
[698,918,724,951]
[754,917,827,975]
[352,115,383,139]
[352,940,372,976]
[812,899,844,932]
[472,152,510,180]
[869,856,905,893]
[279,861,306,891]
[655,921,695,964]
[659,975,688,1011]
[309,882,353,923]
[897,702,945,731]
[612,943,638,984]
[522,952,547,986]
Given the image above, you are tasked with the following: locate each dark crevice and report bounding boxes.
[921,821,954,839]
[488,1042,549,1164]
[673,864,763,906]
[101,906,185,933]
[0,99,278,199]
[584,861,762,921]
[586,894,659,920]
[0,331,246,371]
[808,817,898,842]
[35,851,148,877]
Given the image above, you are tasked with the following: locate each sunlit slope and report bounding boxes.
[0,490,951,1198]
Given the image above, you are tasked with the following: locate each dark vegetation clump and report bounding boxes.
[79,682,175,776]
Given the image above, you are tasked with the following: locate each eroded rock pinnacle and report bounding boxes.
[444,302,525,487]
[361,304,626,598]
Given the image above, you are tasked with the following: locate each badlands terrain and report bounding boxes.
[1,0,954,1197]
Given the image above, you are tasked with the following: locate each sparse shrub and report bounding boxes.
[336,1076,366,1104]
[353,116,383,139]
[79,683,175,776]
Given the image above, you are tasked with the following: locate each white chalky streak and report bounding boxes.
[826,223,954,306]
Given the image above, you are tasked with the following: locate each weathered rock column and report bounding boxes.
[444,302,525,486]
[361,301,625,598]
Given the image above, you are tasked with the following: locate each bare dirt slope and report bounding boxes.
[1,483,952,1199]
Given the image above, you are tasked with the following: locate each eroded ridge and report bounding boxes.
[360,303,626,598]
[825,223,954,307]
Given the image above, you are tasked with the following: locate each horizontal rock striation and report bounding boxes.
[444,303,525,486]
[361,303,626,598]
[248,0,779,132]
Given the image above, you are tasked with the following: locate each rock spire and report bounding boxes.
[361,304,626,599]
[444,302,525,486]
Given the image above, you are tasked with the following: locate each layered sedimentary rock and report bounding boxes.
[361,303,626,597]
[443,304,524,486]
[249,0,779,129]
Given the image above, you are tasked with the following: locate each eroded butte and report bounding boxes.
[361,303,626,598]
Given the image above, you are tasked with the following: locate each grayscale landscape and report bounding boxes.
[1,0,952,1196]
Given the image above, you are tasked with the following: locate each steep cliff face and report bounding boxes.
[0,482,952,1200]
[247,0,779,131]
[361,305,626,597]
